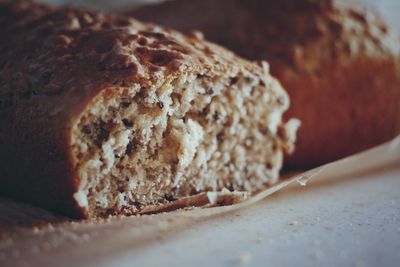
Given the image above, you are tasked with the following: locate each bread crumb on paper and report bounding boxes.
[237,251,252,266]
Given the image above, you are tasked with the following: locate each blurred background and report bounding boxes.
[39,0,400,31]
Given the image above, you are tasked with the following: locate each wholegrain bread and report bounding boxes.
[130,0,400,167]
[0,1,298,218]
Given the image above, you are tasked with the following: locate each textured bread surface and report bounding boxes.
[0,1,297,218]
[131,0,400,167]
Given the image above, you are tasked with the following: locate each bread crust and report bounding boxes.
[131,0,400,167]
[0,1,296,217]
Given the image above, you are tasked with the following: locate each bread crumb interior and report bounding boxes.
[71,69,288,217]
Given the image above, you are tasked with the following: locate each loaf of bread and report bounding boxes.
[0,1,298,218]
[130,0,400,167]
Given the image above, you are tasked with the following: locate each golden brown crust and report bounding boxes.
[0,1,295,218]
[131,0,400,167]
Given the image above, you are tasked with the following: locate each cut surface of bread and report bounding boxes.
[0,1,298,218]
[72,64,296,217]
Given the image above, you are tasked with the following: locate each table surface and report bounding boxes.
[1,1,400,267]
